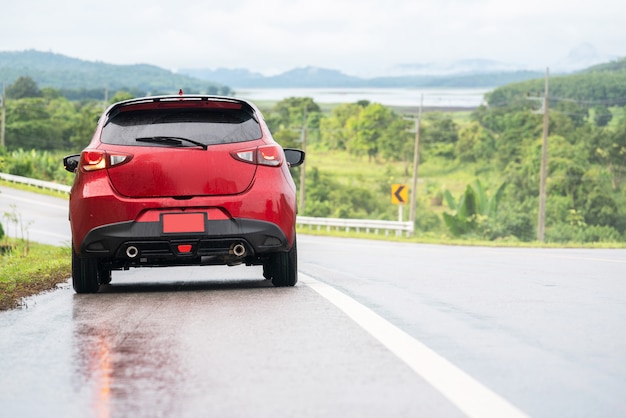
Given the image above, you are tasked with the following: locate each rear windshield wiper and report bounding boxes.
[135,136,208,150]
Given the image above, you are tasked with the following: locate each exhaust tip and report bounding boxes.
[126,246,139,258]
[232,243,246,257]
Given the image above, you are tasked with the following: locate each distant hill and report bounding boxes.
[486,56,626,107]
[181,66,365,88]
[180,65,545,89]
[180,44,620,89]
[582,56,626,73]
[2,49,623,99]
[0,50,231,95]
[388,58,522,76]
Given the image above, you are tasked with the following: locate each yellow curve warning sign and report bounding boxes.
[391,184,408,205]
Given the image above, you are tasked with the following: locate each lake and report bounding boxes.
[234,87,494,108]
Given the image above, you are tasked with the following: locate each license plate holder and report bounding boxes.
[162,213,206,234]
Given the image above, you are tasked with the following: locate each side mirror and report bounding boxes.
[63,154,80,173]
[284,149,305,167]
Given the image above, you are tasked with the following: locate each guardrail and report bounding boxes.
[0,172,71,194]
[297,216,414,237]
[1,172,415,236]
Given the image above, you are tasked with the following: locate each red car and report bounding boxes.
[63,95,304,293]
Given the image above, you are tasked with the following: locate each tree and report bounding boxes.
[347,103,395,161]
[266,97,322,150]
[456,121,495,162]
[109,91,134,104]
[584,191,622,232]
[421,114,459,159]
[6,76,42,99]
[5,98,62,150]
[319,103,362,150]
[271,97,320,129]
[592,115,626,190]
[553,100,588,128]
[377,117,413,163]
[70,101,103,149]
[593,105,613,127]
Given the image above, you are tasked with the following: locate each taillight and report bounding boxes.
[81,150,132,172]
[231,145,283,167]
[82,151,106,171]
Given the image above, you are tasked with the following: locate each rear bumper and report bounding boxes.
[78,218,289,267]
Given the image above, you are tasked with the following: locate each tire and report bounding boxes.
[72,247,100,294]
[270,238,298,287]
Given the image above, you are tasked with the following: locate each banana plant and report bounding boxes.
[442,180,506,237]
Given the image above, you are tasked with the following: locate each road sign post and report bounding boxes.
[391,184,408,225]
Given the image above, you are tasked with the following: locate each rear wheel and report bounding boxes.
[72,247,100,293]
[270,238,298,287]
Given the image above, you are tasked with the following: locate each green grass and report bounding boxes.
[304,147,483,213]
[0,240,71,310]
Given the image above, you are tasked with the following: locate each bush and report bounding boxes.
[1,149,74,185]
[414,209,442,233]
[491,205,535,242]
[546,223,623,243]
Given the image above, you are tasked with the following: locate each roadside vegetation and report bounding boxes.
[0,198,71,310]
[0,239,71,310]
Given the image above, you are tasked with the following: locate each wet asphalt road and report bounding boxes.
[1,187,626,417]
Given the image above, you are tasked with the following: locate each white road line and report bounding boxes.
[301,273,531,418]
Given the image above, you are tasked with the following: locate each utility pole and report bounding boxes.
[299,109,307,212]
[1,81,5,148]
[409,94,423,229]
[537,68,550,242]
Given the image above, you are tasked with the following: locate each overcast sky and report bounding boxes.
[1,0,624,76]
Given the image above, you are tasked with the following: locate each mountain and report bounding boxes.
[2,48,623,96]
[392,45,619,76]
[0,50,231,95]
[180,45,622,89]
[387,59,522,76]
[180,67,266,88]
[178,66,363,88]
[180,65,545,89]
[262,67,363,87]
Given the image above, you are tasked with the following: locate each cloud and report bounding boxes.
[1,0,624,76]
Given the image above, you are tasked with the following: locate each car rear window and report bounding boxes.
[101,107,262,146]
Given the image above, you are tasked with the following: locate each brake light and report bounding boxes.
[82,151,106,171]
[231,145,283,167]
[81,150,132,172]
[258,146,281,166]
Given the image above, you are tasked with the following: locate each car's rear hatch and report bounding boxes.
[99,98,262,198]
